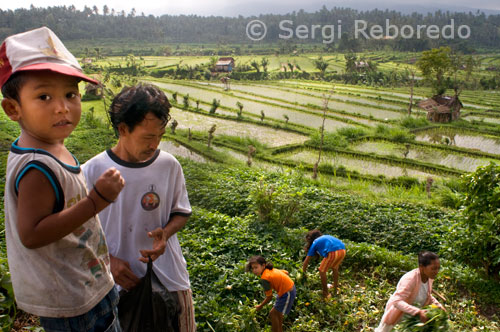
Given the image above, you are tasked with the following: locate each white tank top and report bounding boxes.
[4,141,114,317]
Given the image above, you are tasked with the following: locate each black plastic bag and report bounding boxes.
[118,258,181,332]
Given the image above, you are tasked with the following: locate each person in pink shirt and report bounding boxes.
[375,251,446,332]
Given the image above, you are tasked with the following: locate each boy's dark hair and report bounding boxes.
[418,251,439,267]
[1,72,28,103]
[304,229,323,252]
[245,255,273,272]
[109,83,171,133]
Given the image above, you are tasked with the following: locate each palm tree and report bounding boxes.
[251,60,260,73]
[261,58,269,73]
[314,56,329,78]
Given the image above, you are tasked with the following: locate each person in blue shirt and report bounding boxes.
[302,230,346,299]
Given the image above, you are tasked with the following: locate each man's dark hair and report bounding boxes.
[1,72,28,103]
[418,251,439,267]
[109,83,171,133]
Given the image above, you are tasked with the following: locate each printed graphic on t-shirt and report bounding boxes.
[141,184,160,211]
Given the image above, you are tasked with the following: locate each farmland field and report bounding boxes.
[2,46,500,332]
[415,127,500,155]
[169,107,309,147]
[352,140,500,172]
[280,149,441,180]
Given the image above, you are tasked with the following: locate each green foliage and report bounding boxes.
[336,127,368,140]
[374,124,415,143]
[389,175,421,189]
[416,47,452,95]
[308,131,348,149]
[313,56,329,77]
[401,305,449,332]
[183,94,190,109]
[445,163,500,279]
[236,101,244,118]
[0,258,15,332]
[399,116,430,129]
[432,186,463,209]
[249,177,305,226]
[80,107,109,129]
[210,99,220,114]
[182,161,450,254]
[65,128,117,163]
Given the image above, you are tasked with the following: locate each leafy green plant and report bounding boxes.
[210,99,220,114]
[432,185,463,209]
[0,258,15,331]
[445,163,500,279]
[236,101,244,119]
[336,126,368,140]
[374,124,415,143]
[401,305,449,332]
[399,116,430,129]
[183,93,190,109]
[249,178,304,226]
[308,131,348,149]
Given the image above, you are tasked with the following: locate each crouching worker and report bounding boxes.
[302,230,346,299]
[375,251,446,332]
[1,27,124,331]
[246,256,296,332]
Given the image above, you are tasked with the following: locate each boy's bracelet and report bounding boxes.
[93,184,114,204]
[87,195,97,216]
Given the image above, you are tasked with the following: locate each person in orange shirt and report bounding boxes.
[246,256,296,332]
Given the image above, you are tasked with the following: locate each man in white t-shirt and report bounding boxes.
[83,83,195,331]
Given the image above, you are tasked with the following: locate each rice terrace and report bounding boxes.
[1,3,500,332]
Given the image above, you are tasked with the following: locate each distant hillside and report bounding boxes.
[0,6,499,51]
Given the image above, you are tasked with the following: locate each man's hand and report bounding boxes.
[255,305,263,311]
[139,228,167,263]
[110,255,140,290]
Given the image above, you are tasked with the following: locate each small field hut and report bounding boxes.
[418,95,462,123]
[215,57,235,72]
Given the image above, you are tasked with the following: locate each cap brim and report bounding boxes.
[16,62,99,85]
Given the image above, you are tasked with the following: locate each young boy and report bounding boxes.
[1,27,125,331]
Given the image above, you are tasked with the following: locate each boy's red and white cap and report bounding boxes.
[0,26,98,89]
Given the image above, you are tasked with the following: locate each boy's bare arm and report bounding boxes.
[17,167,124,249]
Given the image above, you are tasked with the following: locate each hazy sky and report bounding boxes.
[3,0,500,16]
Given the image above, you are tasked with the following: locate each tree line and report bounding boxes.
[0,5,499,51]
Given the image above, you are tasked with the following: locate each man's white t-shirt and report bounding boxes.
[83,149,192,291]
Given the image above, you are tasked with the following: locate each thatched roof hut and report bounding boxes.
[418,95,462,123]
[215,57,235,72]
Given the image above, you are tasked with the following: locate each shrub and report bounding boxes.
[210,99,220,114]
[308,131,348,149]
[443,163,500,279]
[337,126,368,140]
[375,124,415,143]
[249,178,304,226]
[399,116,430,129]
[432,186,463,209]
[389,176,420,189]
